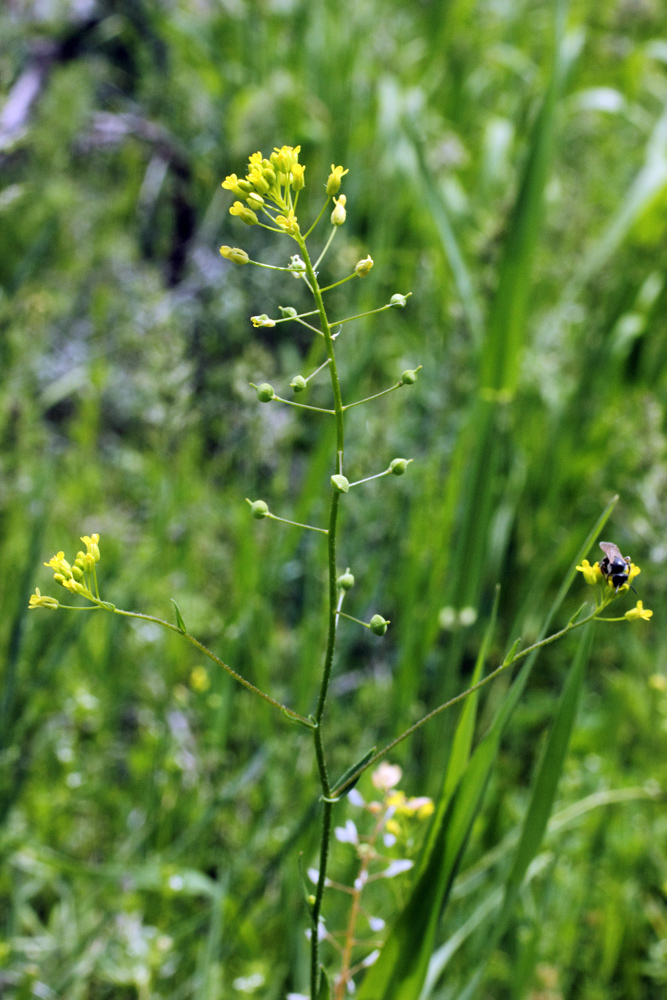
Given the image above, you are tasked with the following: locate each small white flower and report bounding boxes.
[368,915,385,932]
[383,833,397,848]
[362,949,381,968]
[347,788,365,807]
[382,859,414,878]
[334,819,359,844]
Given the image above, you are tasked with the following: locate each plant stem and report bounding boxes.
[296,229,347,998]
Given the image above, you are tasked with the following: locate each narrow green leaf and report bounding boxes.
[317,966,331,1000]
[332,747,377,796]
[419,587,500,878]
[171,598,187,632]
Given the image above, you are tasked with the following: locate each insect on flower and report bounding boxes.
[598,541,637,593]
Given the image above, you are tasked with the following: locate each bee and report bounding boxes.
[598,541,637,593]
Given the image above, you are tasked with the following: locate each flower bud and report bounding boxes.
[279,306,298,318]
[291,375,307,393]
[71,565,84,581]
[291,163,306,191]
[246,499,269,519]
[229,201,258,225]
[255,383,275,402]
[337,570,355,591]
[245,192,264,210]
[331,474,350,494]
[288,255,307,277]
[355,255,374,278]
[219,245,250,265]
[326,164,348,196]
[331,195,347,227]
[389,458,412,476]
[369,614,389,636]
[401,367,421,384]
[390,293,408,308]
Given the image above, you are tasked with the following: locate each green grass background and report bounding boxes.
[1,0,667,997]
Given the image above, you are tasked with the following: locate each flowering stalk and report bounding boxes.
[29,148,653,1000]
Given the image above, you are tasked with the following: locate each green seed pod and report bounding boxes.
[331,474,350,494]
[390,293,408,308]
[291,375,307,393]
[337,570,355,591]
[401,369,418,384]
[369,614,389,636]
[389,458,411,476]
[246,499,269,519]
[279,306,298,318]
[256,383,275,402]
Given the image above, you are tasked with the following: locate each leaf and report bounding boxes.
[171,598,187,632]
[317,966,331,1000]
[332,746,377,796]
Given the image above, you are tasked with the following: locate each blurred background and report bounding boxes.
[1,0,667,997]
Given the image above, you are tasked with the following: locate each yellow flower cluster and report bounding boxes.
[30,534,101,608]
[221,147,349,240]
[222,146,306,228]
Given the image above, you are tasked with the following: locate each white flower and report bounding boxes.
[334,819,359,844]
[382,859,414,878]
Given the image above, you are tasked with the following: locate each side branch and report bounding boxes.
[111,608,313,726]
[331,607,600,796]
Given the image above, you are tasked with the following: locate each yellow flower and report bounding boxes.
[81,533,100,563]
[326,164,348,196]
[45,551,72,576]
[385,819,401,837]
[275,210,299,234]
[229,201,258,225]
[576,559,602,586]
[28,588,59,610]
[628,563,641,584]
[624,601,653,621]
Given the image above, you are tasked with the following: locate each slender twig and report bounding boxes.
[343,382,403,410]
[106,607,312,726]
[272,395,335,415]
[267,513,329,535]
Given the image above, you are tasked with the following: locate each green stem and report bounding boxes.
[296,230,347,998]
[343,382,403,410]
[272,395,335,414]
[267,513,329,535]
[107,607,312,726]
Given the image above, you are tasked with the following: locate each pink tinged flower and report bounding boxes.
[371,762,402,792]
